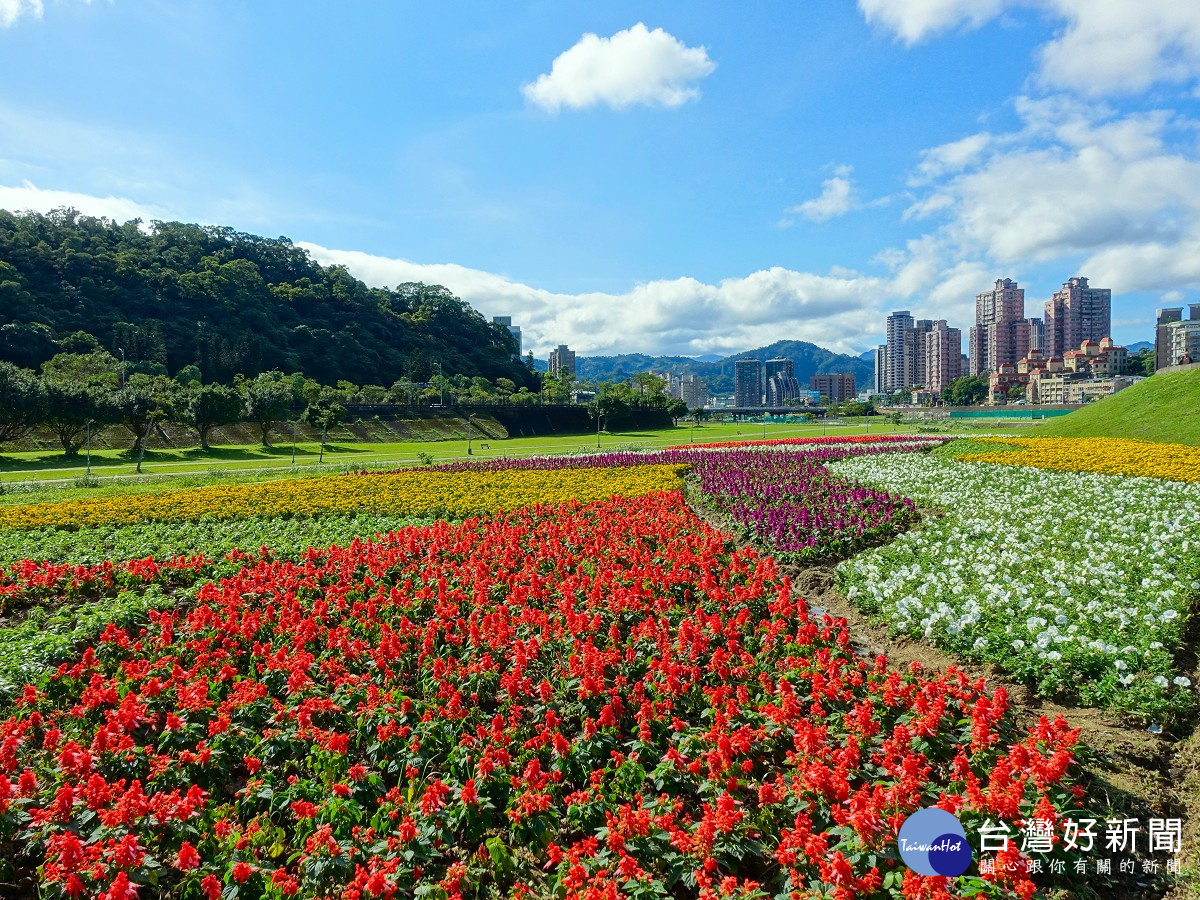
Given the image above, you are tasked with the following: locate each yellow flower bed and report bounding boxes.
[0,466,688,530]
[961,437,1200,483]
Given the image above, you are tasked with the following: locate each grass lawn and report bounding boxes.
[1030,366,1200,445]
[0,419,926,504]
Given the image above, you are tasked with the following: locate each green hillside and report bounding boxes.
[0,209,535,389]
[1032,366,1200,445]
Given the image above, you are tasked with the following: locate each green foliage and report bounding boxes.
[41,378,110,456]
[238,371,293,447]
[942,374,989,406]
[0,209,536,389]
[0,361,43,445]
[111,373,180,452]
[186,382,245,448]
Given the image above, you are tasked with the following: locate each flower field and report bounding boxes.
[960,437,1200,483]
[0,466,686,531]
[832,451,1200,720]
[0,432,1195,898]
[1,491,1091,900]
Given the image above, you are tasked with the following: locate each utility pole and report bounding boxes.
[467,414,473,455]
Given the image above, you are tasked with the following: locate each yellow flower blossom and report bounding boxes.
[960,437,1200,483]
[0,466,687,531]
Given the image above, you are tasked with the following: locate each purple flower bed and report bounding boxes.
[355,438,930,564]
[687,451,918,561]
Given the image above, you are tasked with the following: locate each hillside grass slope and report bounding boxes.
[1032,367,1200,445]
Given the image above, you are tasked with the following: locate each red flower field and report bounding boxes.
[1,491,1089,900]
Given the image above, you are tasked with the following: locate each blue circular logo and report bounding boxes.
[897,808,971,877]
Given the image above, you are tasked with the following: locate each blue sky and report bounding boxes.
[3,0,1200,358]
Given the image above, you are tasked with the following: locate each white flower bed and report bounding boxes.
[831,453,1200,719]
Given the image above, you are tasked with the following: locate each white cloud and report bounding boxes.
[299,242,896,358]
[792,166,857,222]
[859,0,1200,97]
[0,180,169,223]
[522,23,715,113]
[910,133,994,184]
[0,0,43,28]
[857,0,1009,45]
[899,97,1200,295]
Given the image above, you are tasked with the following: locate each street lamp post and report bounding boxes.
[290,422,297,467]
[597,412,602,449]
[433,362,444,407]
[85,420,92,476]
[466,415,473,455]
[118,347,126,389]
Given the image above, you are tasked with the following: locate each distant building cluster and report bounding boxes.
[1155,305,1200,368]
[872,275,1145,405]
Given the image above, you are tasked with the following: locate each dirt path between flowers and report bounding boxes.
[683,488,1200,899]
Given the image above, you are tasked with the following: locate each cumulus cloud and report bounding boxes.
[522,23,715,112]
[0,0,43,27]
[299,242,897,357]
[859,0,1200,97]
[0,180,170,223]
[791,166,858,223]
[899,97,1200,295]
[857,0,1009,45]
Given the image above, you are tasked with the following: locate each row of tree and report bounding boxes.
[0,352,705,467]
[0,356,354,471]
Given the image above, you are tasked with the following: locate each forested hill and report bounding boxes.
[0,209,534,388]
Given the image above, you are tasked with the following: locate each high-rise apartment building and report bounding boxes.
[921,321,962,395]
[905,319,935,388]
[764,357,794,384]
[548,344,576,378]
[766,374,801,406]
[969,278,1033,375]
[1156,307,1185,370]
[679,374,708,410]
[810,373,857,403]
[734,359,763,407]
[1043,277,1111,359]
[884,311,914,392]
[873,346,886,394]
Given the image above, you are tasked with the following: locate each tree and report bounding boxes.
[589,382,634,431]
[540,371,574,404]
[666,396,689,424]
[187,383,245,450]
[304,395,346,464]
[0,361,43,447]
[238,372,293,447]
[41,350,120,388]
[943,375,988,406]
[42,380,110,457]
[110,374,180,472]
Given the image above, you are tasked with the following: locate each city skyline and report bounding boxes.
[2,3,1198,357]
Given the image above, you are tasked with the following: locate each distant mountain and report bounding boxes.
[858,349,876,361]
[563,340,873,394]
[1127,341,1152,353]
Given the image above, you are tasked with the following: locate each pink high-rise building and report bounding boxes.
[1043,277,1111,359]
[969,278,1034,375]
[922,320,962,394]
